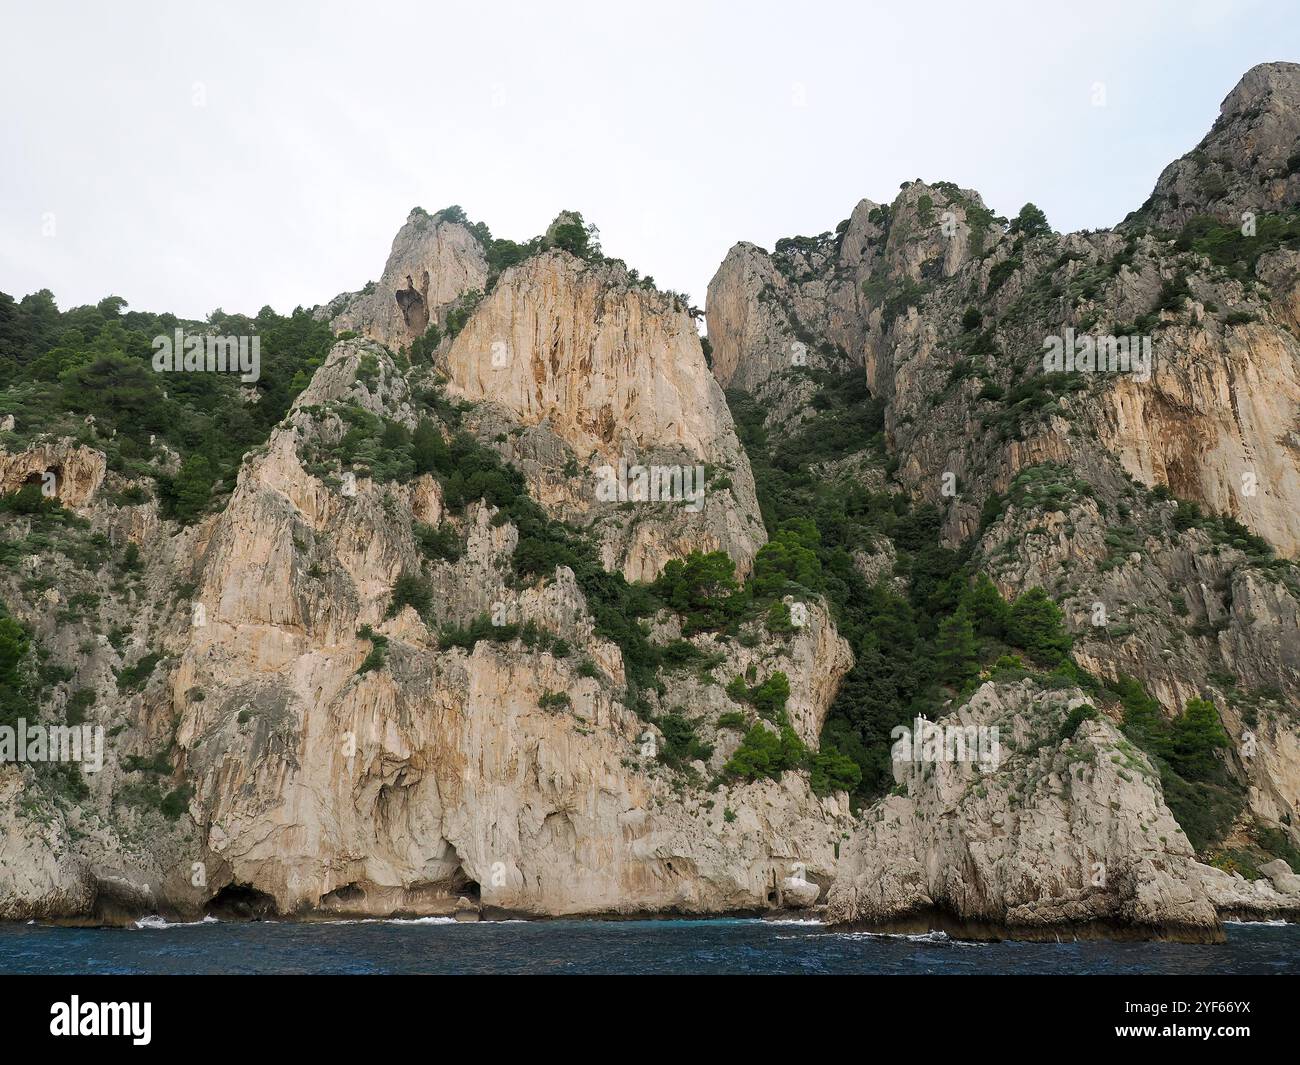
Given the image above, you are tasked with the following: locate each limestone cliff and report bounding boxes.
[164,341,846,917]
[0,439,106,509]
[1129,61,1300,230]
[709,92,1300,559]
[443,251,765,580]
[0,335,849,921]
[706,63,1300,891]
[826,682,1223,940]
[4,64,1300,940]
[321,207,489,349]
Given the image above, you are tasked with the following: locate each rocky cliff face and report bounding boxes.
[705,183,989,429]
[970,462,1300,841]
[701,63,1300,932]
[165,341,847,917]
[826,682,1223,939]
[4,64,1300,940]
[716,185,1300,560]
[708,62,1300,880]
[321,207,489,349]
[0,335,847,921]
[0,439,106,509]
[444,251,765,580]
[710,121,1300,563]
[0,772,94,920]
[1129,61,1300,230]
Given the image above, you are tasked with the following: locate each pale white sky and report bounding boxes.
[2,0,1297,322]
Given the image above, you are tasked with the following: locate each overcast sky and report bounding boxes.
[2,0,1297,323]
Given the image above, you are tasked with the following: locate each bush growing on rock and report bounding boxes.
[387,572,434,619]
[724,722,805,782]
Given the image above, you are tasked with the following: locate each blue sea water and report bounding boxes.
[1,918,1297,975]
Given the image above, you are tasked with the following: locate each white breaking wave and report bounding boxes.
[133,915,220,930]
[1223,918,1294,927]
[822,930,988,946]
[762,918,825,926]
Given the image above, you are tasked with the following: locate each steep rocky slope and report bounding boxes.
[0,247,839,922]
[1128,61,1300,230]
[320,207,489,350]
[3,64,1300,939]
[707,63,1300,902]
[707,66,1300,559]
[443,251,764,580]
[161,339,846,917]
[826,681,1221,940]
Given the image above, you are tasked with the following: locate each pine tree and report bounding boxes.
[1168,697,1231,782]
[1009,202,1052,238]
[1007,587,1072,665]
[169,454,213,523]
[934,610,980,687]
[0,604,32,730]
[962,572,1010,641]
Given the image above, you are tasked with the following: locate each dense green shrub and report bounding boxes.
[810,744,862,795]
[726,672,790,720]
[356,625,389,675]
[117,652,161,692]
[751,520,823,598]
[1006,587,1073,666]
[0,601,35,731]
[413,520,462,562]
[0,293,334,522]
[387,572,434,619]
[1174,212,1300,279]
[724,722,805,782]
[934,610,980,686]
[652,551,743,635]
[655,713,713,769]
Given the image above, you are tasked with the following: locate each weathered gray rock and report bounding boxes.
[826,682,1222,939]
[1259,858,1300,894]
[325,207,488,350]
[780,875,821,908]
[0,438,106,509]
[1129,62,1300,230]
[1197,861,1300,920]
[0,770,95,920]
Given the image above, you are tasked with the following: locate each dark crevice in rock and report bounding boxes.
[395,270,431,333]
[205,883,278,921]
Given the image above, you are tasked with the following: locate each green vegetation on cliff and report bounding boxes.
[723,370,1084,801]
[0,290,336,523]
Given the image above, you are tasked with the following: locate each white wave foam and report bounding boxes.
[817,929,988,946]
[133,915,220,930]
[1224,918,1294,927]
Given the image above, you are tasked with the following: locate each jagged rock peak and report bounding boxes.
[444,248,767,580]
[704,179,1000,397]
[320,206,489,350]
[1128,61,1300,230]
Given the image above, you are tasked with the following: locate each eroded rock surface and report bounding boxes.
[323,207,489,350]
[826,682,1222,939]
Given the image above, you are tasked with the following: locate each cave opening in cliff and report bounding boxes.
[320,882,366,908]
[205,883,279,921]
[448,864,480,901]
[394,270,430,332]
[21,466,61,494]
